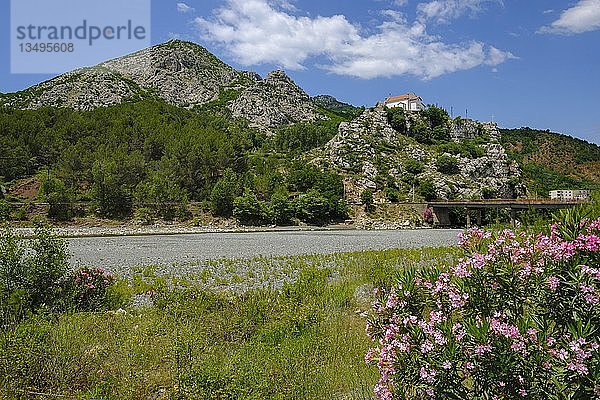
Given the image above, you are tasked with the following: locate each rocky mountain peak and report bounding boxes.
[100,40,241,106]
[1,41,325,129]
[227,69,324,130]
[2,40,243,110]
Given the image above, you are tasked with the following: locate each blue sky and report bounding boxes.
[2,0,600,144]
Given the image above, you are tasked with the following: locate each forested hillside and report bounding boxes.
[500,127,600,196]
[0,99,349,225]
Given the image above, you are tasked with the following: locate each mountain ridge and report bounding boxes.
[0,40,324,130]
[1,39,597,225]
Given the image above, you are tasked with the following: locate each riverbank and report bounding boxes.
[0,245,458,399]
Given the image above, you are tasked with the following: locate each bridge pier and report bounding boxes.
[431,206,451,227]
[510,208,517,227]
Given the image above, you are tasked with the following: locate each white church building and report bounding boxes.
[384,93,425,112]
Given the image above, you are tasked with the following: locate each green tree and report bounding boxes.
[210,168,239,217]
[91,159,133,218]
[404,159,424,175]
[361,189,374,211]
[422,105,449,129]
[0,225,70,327]
[293,189,343,226]
[269,188,293,225]
[233,190,268,226]
[418,179,437,201]
[135,157,188,220]
[39,175,73,221]
[386,107,407,134]
[436,155,460,174]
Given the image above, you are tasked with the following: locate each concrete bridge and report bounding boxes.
[428,199,586,227]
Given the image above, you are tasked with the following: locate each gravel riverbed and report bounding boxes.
[67,228,460,272]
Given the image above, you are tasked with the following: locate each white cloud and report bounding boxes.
[177,2,194,13]
[539,0,600,34]
[416,0,501,23]
[196,0,515,79]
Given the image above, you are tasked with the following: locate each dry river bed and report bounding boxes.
[65,228,459,271]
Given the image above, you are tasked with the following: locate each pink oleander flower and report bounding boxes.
[475,344,493,356]
[548,276,560,291]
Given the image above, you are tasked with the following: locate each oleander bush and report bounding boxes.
[367,214,600,399]
[0,226,118,329]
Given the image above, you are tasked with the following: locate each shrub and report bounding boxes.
[269,190,294,225]
[361,189,374,210]
[0,225,70,327]
[70,267,117,311]
[210,168,239,217]
[366,216,600,399]
[293,189,346,226]
[418,179,437,201]
[436,155,460,174]
[0,199,10,221]
[423,207,434,224]
[39,175,73,221]
[233,190,269,226]
[404,159,425,176]
[386,107,407,134]
[133,207,154,225]
[384,187,400,203]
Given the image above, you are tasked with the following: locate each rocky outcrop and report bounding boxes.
[101,40,241,106]
[311,106,525,202]
[2,67,147,111]
[452,118,500,142]
[312,95,360,115]
[228,70,324,129]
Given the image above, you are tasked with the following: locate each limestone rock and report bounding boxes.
[1,67,145,111]
[312,105,525,202]
[228,70,324,129]
[101,40,241,106]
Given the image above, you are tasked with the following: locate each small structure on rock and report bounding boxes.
[384,93,424,112]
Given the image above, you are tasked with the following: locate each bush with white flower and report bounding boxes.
[366,214,600,399]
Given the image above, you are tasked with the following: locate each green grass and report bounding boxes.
[0,247,458,399]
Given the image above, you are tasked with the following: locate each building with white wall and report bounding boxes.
[384,93,424,112]
[550,189,591,201]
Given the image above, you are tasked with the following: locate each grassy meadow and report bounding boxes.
[0,246,459,399]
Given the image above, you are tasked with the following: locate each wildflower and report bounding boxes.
[365,348,379,364]
[452,323,467,341]
[548,276,560,291]
[420,340,434,354]
[475,344,492,356]
[419,364,437,383]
